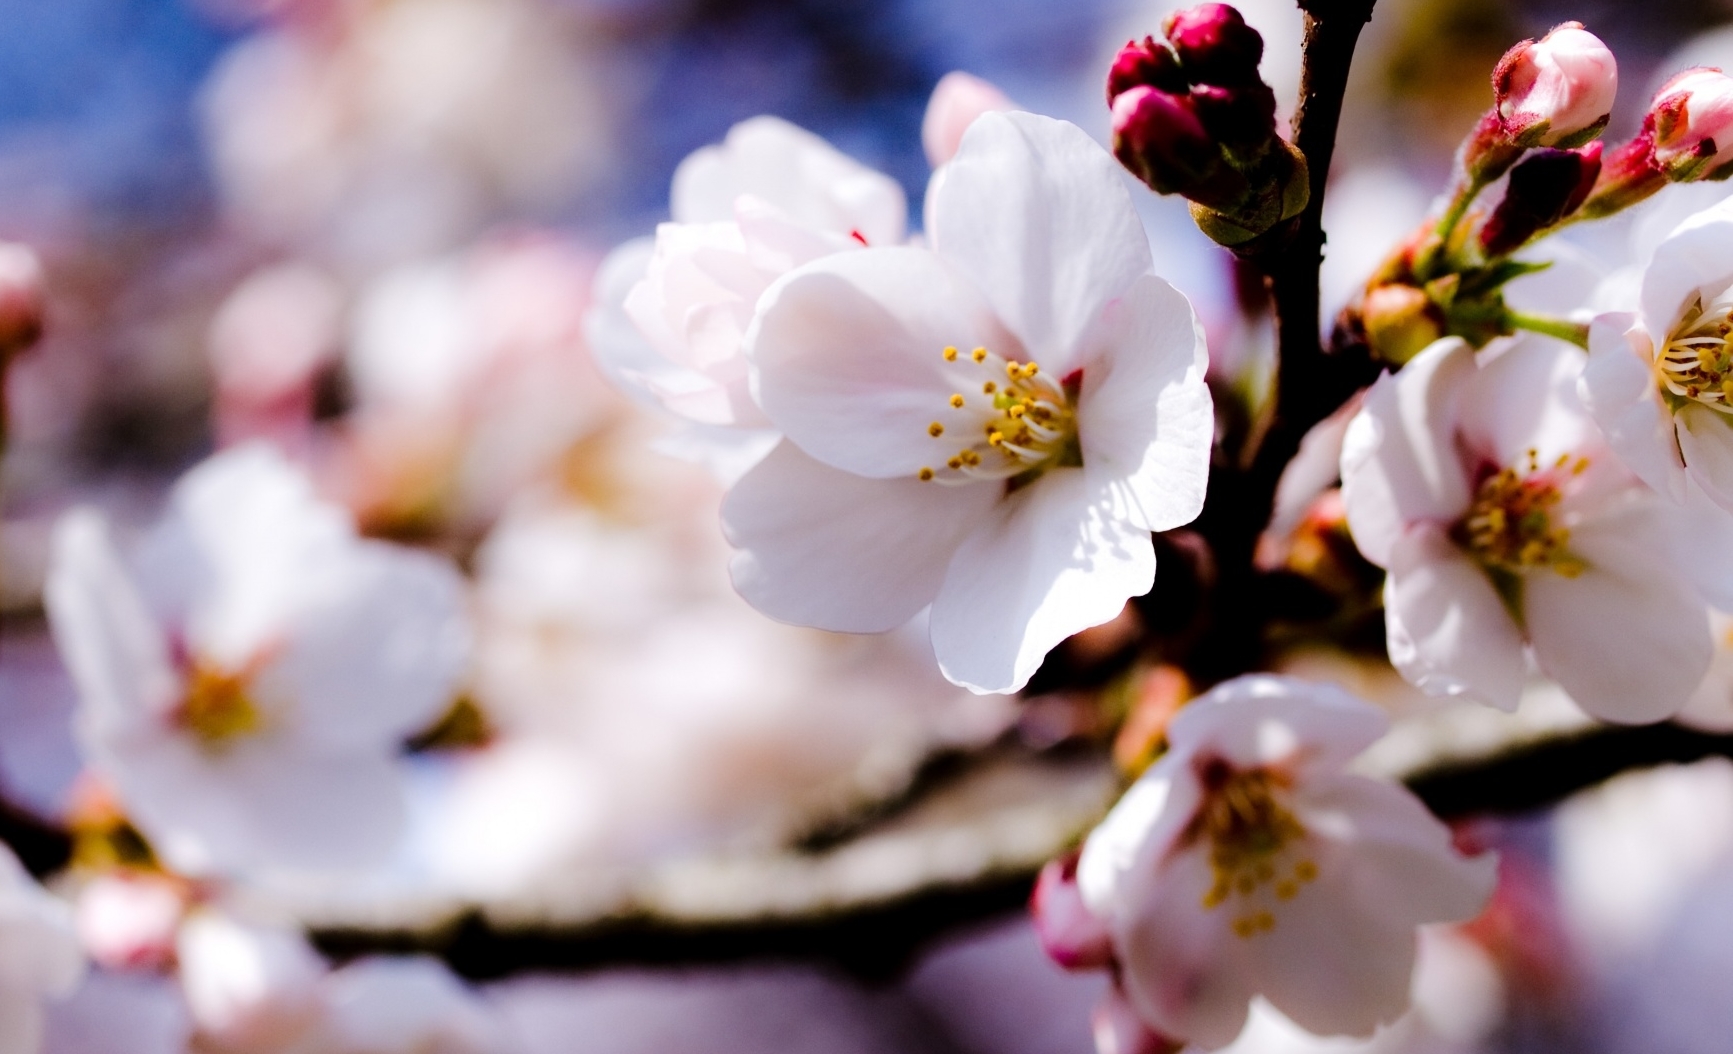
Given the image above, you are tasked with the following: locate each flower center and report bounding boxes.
[176,660,263,748]
[917,345,1080,488]
[1185,758,1317,939]
[1659,292,1733,414]
[1454,448,1587,578]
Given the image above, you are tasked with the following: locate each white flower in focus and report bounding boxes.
[1584,196,1733,513]
[46,444,470,877]
[1075,676,1495,1049]
[724,112,1213,694]
[1342,337,1713,722]
[587,115,907,430]
[0,845,83,1054]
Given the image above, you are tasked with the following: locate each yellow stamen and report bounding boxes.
[929,421,945,437]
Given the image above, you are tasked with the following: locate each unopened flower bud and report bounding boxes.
[1112,86,1241,204]
[1494,22,1617,149]
[1479,142,1603,257]
[0,243,45,360]
[1361,283,1444,364]
[1163,3,1264,87]
[1031,851,1114,971]
[1652,68,1733,179]
[1191,82,1277,155]
[923,71,1015,167]
[1107,36,1187,104]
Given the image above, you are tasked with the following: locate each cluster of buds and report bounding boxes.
[1457,22,1616,189]
[1107,4,1307,247]
[1578,67,1733,218]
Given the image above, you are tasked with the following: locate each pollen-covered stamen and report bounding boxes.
[1183,758,1317,939]
[1455,448,1588,577]
[176,659,263,748]
[1659,291,1733,413]
[917,344,1081,486]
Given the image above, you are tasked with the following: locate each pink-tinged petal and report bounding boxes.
[1457,337,1600,470]
[1077,273,1213,532]
[933,112,1153,371]
[1525,509,1713,723]
[45,510,178,736]
[1166,676,1389,779]
[922,71,1015,168]
[671,116,907,245]
[1112,846,1257,1049]
[1676,402,1733,513]
[1638,197,1733,348]
[748,245,1012,478]
[1340,339,1476,568]
[623,221,759,372]
[1582,313,1687,502]
[722,440,997,633]
[1032,853,1115,970]
[1078,768,1199,919]
[263,542,471,751]
[735,195,856,275]
[1384,525,1526,711]
[1093,984,1182,1054]
[930,469,1155,694]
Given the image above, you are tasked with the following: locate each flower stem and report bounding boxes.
[1505,309,1589,348]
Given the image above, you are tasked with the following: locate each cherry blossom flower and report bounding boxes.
[45,443,470,877]
[723,111,1213,693]
[1583,195,1733,513]
[587,116,907,432]
[0,844,83,1054]
[1072,675,1495,1049]
[1342,337,1713,722]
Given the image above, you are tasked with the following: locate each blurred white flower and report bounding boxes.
[200,0,611,267]
[207,262,344,451]
[1341,337,1713,722]
[46,443,470,877]
[177,910,327,1052]
[725,111,1212,694]
[1074,676,1495,1050]
[1584,196,1733,513]
[73,872,187,973]
[587,115,906,432]
[0,845,83,1054]
[922,72,1016,168]
[335,233,618,533]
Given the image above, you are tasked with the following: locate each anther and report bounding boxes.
[929,422,945,437]
[971,347,987,363]
[943,346,958,361]
[949,394,965,409]
[918,467,935,481]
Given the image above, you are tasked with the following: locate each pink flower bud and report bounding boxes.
[922,71,1015,168]
[1652,67,1733,176]
[1494,22,1617,148]
[0,242,44,358]
[1111,86,1241,204]
[1106,36,1186,104]
[1163,3,1263,87]
[1031,851,1114,971]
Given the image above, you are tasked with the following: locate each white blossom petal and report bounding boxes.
[722,440,997,632]
[1526,510,1713,723]
[1637,197,1733,348]
[930,468,1156,694]
[1077,272,1213,532]
[1582,313,1688,502]
[1456,337,1601,471]
[933,111,1152,369]
[747,245,1012,478]
[1383,525,1526,711]
[1675,402,1733,513]
[1340,339,1476,568]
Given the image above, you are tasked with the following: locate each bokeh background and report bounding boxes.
[9,0,1733,1052]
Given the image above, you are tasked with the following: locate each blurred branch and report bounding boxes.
[0,792,72,878]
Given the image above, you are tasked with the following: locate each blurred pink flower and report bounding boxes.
[922,72,1015,167]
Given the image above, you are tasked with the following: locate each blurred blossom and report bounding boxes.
[334,233,616,535]
[207,262,344,451]
[199,0,612,268]
[724,113,1212,694]
[589,115,906,437]
[0,243,45,363]
[177,909,327,1051]
[922,72,1017,168]
[45,444,470,878]
[0,844,84,1054]
[441,484,1015,895]
[73,872,188,973]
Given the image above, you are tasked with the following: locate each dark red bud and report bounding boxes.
[1480,142,1603,256]
[1107,36,1187,104]
[1163,3,1264,87]
[1111,86,1229,199]
[1190,82,1278,153]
